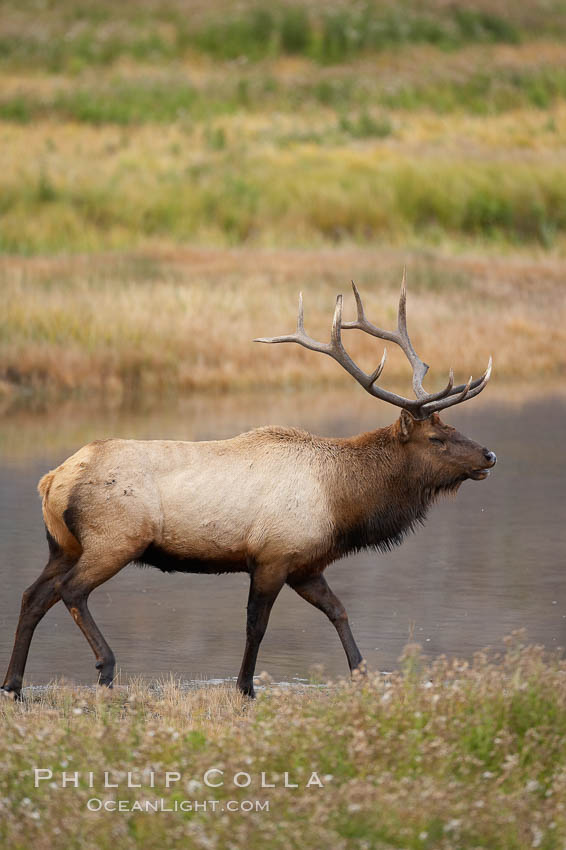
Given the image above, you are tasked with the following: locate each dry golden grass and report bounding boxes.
[1,248,564,407]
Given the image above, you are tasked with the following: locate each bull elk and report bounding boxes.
[1,274,496,699]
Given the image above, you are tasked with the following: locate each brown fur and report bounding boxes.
[2,410,495,699]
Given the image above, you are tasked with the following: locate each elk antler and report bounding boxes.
[255,271,492,419]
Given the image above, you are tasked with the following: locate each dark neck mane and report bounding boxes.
[328,426,458,559]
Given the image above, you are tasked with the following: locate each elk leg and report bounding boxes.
[237,572,284,698]
[1,561,64,698]
[61,593,116,686]
[57,553,131,687]
[289,574,365,674]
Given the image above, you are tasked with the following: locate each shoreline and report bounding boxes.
[2,246,564,410]
[1,640,565,848]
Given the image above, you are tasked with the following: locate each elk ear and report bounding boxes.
[398,409,415,442]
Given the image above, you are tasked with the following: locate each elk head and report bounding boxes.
[255,271,496,485]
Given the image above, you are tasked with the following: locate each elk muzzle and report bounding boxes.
[469,448,497,480]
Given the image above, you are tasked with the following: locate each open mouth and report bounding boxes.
[469,469,490,481]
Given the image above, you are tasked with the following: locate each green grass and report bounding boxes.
[0,77,253,125]
[4,64,566,126]
[1,638,565,849]
[381,66,566,114]
[0,0,543,72]
[1,1,566,256]
[2,150,566,253]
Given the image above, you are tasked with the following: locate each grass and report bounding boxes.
[1,0,565,403]
[0,0,546,73]
[0,249,564,406]
[4,133,566,252]
[1,5,566,255]
[5,62,566,125]
[6,38,566,121]
[188,2,524,64]
[1,636,565,848]
[3,40,566,252]
[0,5,566,254]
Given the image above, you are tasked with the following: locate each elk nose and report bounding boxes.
[483,449,497,467]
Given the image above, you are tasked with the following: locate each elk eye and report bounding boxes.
[429,437,444,446]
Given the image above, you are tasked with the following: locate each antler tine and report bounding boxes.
[297,291,305,333]
[254,292,328,352]
[351,280,366,323]
[342,275,432,403]
[327,294,407,399]
[341,275,493,414]
[418,367,455,404]
[397,265,408,337]
[395,269,431,400]
[421,357,492,415]
[368,348,387,387]
[438,363,490,398]
[342,281,398,344]
[255,281,492,418]
[255,291,421,410]
[330,294,343,349]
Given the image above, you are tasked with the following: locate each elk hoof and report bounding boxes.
[352,660,368,678]
[0,687,19,701]
[95,660,115,688]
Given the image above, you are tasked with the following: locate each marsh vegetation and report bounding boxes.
[1,638,566,849]
[1,1,565,403]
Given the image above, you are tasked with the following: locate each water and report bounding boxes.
[0,390,564,687]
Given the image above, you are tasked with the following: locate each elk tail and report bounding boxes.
[38,470,82,559]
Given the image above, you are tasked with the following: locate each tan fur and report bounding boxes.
[37,418,492,579]
[35,429,334,576]
[1,411,495,699]
[37,445,101,560]
[38,470,81,557]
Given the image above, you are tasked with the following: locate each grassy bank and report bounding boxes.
[5,47,566,126]
[5,133,566,253]
[1,637,565,849]
[1,1,559,73]
[0,249,564,405]
[1,2,566,253]
[1,0,565,405]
